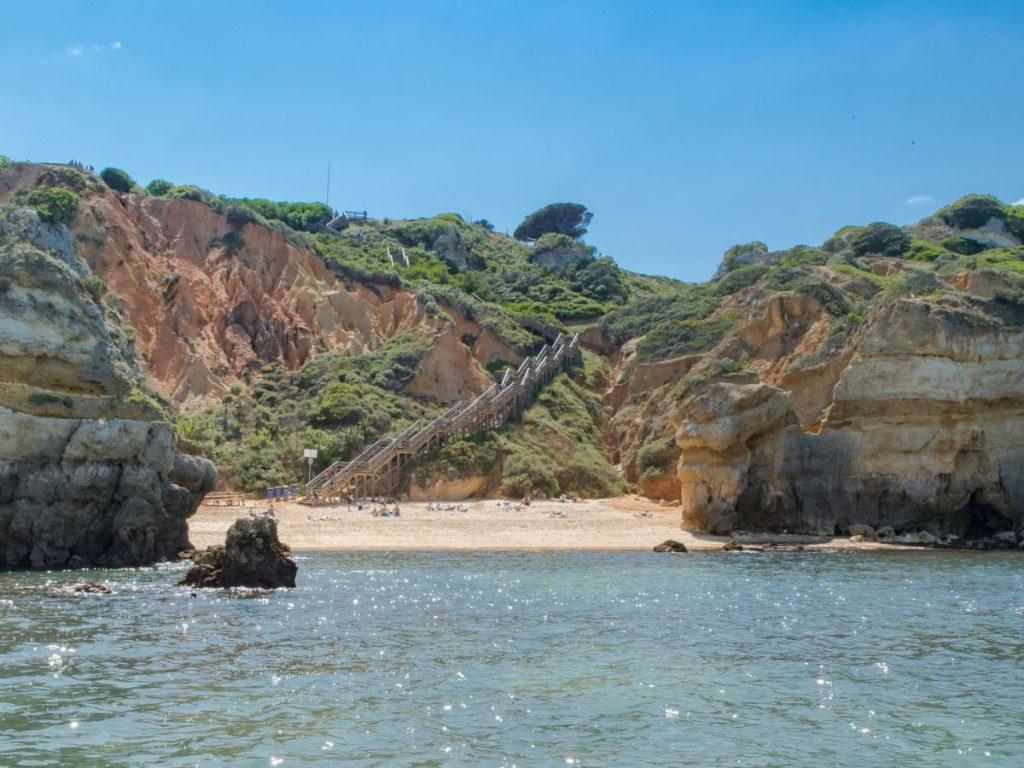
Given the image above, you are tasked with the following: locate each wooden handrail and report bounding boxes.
[306,333,583,498]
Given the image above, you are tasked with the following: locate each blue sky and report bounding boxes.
[2,1,1022,281]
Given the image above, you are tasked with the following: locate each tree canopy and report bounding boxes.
[848,222,910,257]
[100,167,135,193]
[513,202,592,241]
[146,178,174,196]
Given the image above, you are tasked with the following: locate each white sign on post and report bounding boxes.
[303,448,319,485]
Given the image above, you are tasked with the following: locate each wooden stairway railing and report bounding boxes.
[305,333,582,502]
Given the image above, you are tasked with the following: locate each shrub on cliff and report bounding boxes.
[895,270,941,296]
[36,166,96,193]
[229,198,332,233]
[501,448,560,497]
[765,267,852,315]
[637,436,677,477]
[514,202,592,241]
[714,263,768,295]
[938,195,1006,230]
[165,185,225,211]
[637,316,733,361]
[100,167,136,193]
[563,256,627,303]
[146,178,174,196]
[414,433,505,484]
[718,241,770,274]
[601,289,719,346]
[848,222,910,257]
[16,187,80,224]
[906,240,947,262]
[942,236,988,255]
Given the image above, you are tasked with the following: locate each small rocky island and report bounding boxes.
[180,516,297,588]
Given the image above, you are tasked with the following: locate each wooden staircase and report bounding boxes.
[306,333,581,502]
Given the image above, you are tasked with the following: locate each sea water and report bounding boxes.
[1,551,1022,767]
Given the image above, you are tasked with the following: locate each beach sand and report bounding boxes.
[189,495,899,552]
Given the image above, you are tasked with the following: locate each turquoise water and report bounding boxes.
[1,552,1022,767]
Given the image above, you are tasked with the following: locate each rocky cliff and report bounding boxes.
[0,199,216,568]
[0,165,497,407]
[606,200,1024,542]
[6,158,1021,539]
[673,294,1024,539]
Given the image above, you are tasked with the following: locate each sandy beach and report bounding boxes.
[189,495,900,552]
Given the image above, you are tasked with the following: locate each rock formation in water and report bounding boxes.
[0,194,216,569]
[179,516,297,588]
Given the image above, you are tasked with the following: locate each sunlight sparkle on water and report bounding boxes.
[0,551,1020,767]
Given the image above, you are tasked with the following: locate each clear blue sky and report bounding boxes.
[2,1,1022,281]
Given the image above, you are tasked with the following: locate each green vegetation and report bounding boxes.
[764,267,852,315]
[0,155,9,173]
[145,178,174,196]
[100,167,136,193]
[937,194,1006,230]
[513,202,592,241]
[637,436,677,480]
[905,239,946,262]
[228,198,332,233]
[499,364,624,497]
[411,356,620,497]
[178,333,438,490]
[718,241,769,274]
[601,287,719,347]
[714,263,768,295]
[636,316,733,361]
[936,194,1024,240]
[15,186,80,224]
[414,432,505,485]
[27,392,74,409]
[942,236,988,255]
[848,222,910,257]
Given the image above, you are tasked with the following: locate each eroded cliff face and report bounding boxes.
[673,295,1024,540]
[71,187,468,405]
[0,206,216,568]
[0,164,501,408]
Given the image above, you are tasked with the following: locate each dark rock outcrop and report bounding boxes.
[653,539,688,552]
[180,516,297,589]
[73,581,113,594]
[0,409,217,568]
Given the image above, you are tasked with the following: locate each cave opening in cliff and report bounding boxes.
[962,491,1014,538]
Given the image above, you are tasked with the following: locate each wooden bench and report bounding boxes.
[202,492,246,507]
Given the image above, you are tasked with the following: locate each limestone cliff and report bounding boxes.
[0,202,216,568]
[673,292,1024,538]
[655,273,1024,541]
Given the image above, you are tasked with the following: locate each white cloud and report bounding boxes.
[905,194,935,205]
[65,41,122,56]
[1012,198,1024,206]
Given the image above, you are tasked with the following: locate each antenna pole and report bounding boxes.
[326,162,331,207]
